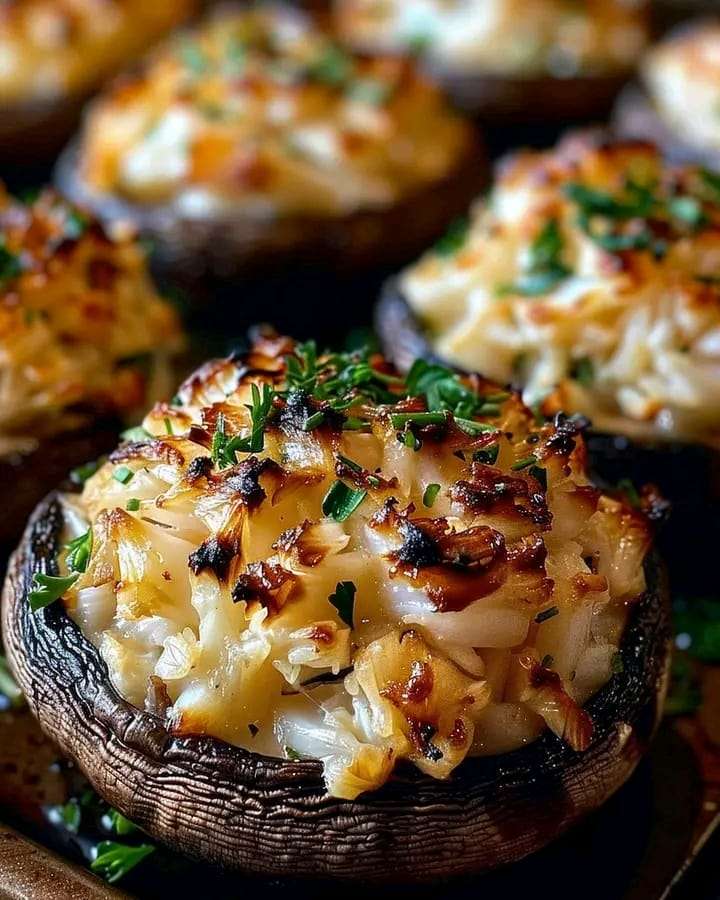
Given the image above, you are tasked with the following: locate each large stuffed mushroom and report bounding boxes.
[3,333,669,880]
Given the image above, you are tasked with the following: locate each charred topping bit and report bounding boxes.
[535,605,560,624]
[186,455,213,483]
[188,536,237,580]
[232,561,296,614]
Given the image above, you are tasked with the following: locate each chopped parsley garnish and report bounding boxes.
[307,45,354,86]
[284,745,302,761]
[113,466,134,485]
[473,443,500,465]
[322,481,366,521]
[346,77,391,105]
[0,239,22,286]
[535,605,559,624]
[0,654,23,709]
[57,799,81,833]
[91,841,155,885]
[65,529,92,574]
[434,217,469,257]
[616,477,640,508]
[329,580,356,628]
[511,455,536,470]
[106,809,138,837]
[70,459,101,485]
[423,483,441,508]
[121,425,152,442]
[499,219,570,297]
[29,572,79,612]
[406,359,487,419]
[571,356,594,387]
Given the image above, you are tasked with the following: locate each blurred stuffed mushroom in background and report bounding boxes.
[333,0,650,128]
[0,0,197,168]
[0,185,183,549]
[376,131,720,592]
[615,19,720,171]
[55,2,484,337]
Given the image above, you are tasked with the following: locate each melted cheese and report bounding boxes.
[0,185,183,450]
[75,5,472,216]
[62,335,652,799]
[335,0,648,76]
[0,0,195,103]
[402,133,720,445]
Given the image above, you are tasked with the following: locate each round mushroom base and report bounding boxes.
[613,84,720,170]
[3,494,670,883]
[54,137,487,335]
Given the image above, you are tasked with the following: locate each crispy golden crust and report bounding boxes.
[58,333,653,799]
[0,186,182,446]
[399,131,720,445]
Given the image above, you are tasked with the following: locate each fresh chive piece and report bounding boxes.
[535,605,559,624]
[346,77,391,105]
[434,217,469,256]
[321,481,366,522]
[616,477,640,508]
[454,417,498,436]
[423,483,441,508]
[511,455,536,470]
[477,402,501,417]
[91,841,155,884]
[57,799,81,833]
[126,498,141,512]
[498,219,570,297]
[342,416,369,431]
[65,529,92,574]
[303,411,325,431]
[336,454,363,473]
[107,809,138,837]
[113,466,134,485]
[70,459,101,485]
[307,44,354,86]
[402,430,421,451]
[571,356,594,387]
[329,580,356,628]
[390,411,447,428]
[29,572,79,612]
[164,417,173,435]
[473,443,500,465]
[0,654,23,708]
[121,426,151,442]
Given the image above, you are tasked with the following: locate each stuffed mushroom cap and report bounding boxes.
[68,2,475,220]
[52,332,657,801]
[0,0,196,106]
[392,132,720,445]
[0,184,183,457]
[334,0,649,78]
[636,20,720,161]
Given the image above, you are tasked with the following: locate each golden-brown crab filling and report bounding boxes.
[59,335,652,799]
[334,0,648,77]
[0,185,182,453]
[643,21,720,155]
[75,4,473,217]
[0,0,196,104]
[402,133,720,444]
